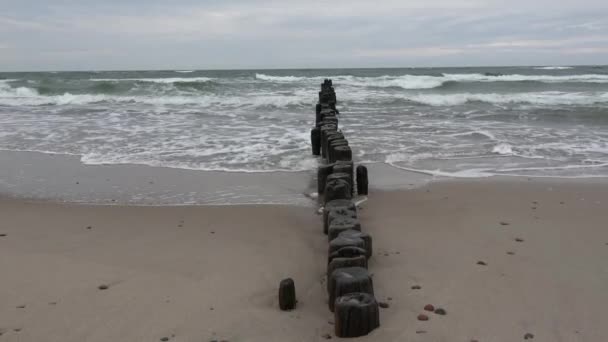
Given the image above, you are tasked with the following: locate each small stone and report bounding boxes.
[560,201,565,205]
[416,330,427,334]
[49,302,57,305]
[477,261,487,266]
[532,201,538,204]
[98,284,109,290]
[387,297,393,301]
[76,181,79,184]
[14,328,21,332]
[379,302,390,308]
[424,304,435,311]
[524,333,535,339]
[178,224,183,228]
[322,333,332,339]
[0,234,7,237]
[384,253,389,256]
[86,226,92,230]
[500,221,510,226]
[411,285,421,290]
[160,337,169,342]
[210,307,214,311]
[507,251,515,255]
[16,305,25,309]
[434,308,447,315]
[417,314,429,321]
[515,238,524,242]
[210,231,215,234]
[531,207,537,210]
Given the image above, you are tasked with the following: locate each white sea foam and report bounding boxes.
[174,70,195,73]
[534,66,574,70]
[406,91,608,106]
[492,143,514,155]
[255,72,608,90]
[90,77,215,83]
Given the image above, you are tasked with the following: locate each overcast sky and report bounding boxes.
[1,0,607,71]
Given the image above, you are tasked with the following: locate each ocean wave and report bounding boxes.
[89,77,215,84]
[255,72,608,90]
[406,91,608,106]
[174,70,195,73]
[0,86,309,107]
[255,73,307,82]
[534,66,574,70]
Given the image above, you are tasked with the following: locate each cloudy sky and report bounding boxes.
[1,0,607,71]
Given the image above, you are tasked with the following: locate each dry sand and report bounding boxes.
[1,177,608,341]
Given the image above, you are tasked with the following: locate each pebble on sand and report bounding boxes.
[379,302,390,308]
[16,305,25,309]
[417,314,429,321]
[515,238,524,242]
[411,285,422,290]
[434,308,447,315]
[416,330,427,334]
[477,261,487,266]
[98,285,109,290]
[0,233,7,237]
[500,221,510,226]
[424,304,435,312]
[160,338,169,342]
[524,333,535,339]
[507,251,515,255]
[322,333,332,339]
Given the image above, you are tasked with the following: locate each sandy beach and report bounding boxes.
[1,177,607,341]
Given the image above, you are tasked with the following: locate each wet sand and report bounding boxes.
[1,177,607,341]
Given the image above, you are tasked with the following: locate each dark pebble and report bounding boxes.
[379,302,390,308]
[500,221,510,226]
[531,207,537,210]
[515,238,524,242]
[86,226,92,230]
[178,224,183,228]
[507,251,515,255]
[14,328,21,332]
[0,234,7,237]
[560,201,565,205]
[524,333,535,339]
[477,261,487,266]
[16,305,25,309]
[161,338,169,342]
[387,297,393,301]
[411,285,422,290]
[322,333,332,339]
[98,285,109,290]
[434,308,447,315]
[49,302,57,305]
[417,314,429,321]
[416,330,427,334]
[424,304,435,311]
[76,182,79,184]
[210,231,215,234]
[384,253,389,257]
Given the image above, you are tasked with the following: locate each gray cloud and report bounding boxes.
[1,0,607,71]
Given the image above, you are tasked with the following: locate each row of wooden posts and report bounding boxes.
[312,80,379,338]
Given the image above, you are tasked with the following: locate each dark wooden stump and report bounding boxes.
[334,292,380,337]
[324,179,351,204]
[317,164,334,195]
[328,217,361,241]
[324,132,344,162]
[328,267,374,312]
[320,125,337,159]
[326,207,357,234]
[333,161,354,187]
[326,255,368,291]
[323,199,356,233]
[279,278,296,311]
[338,229,373,259]
[333,145,352,162]
[311,127,321,156]
[329,235,366,261]
[356,165,369,195]
[328,246,367,265]
[326,172,352,195]
[328,139,349,164]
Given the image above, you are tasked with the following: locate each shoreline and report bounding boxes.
[4,149,608,206]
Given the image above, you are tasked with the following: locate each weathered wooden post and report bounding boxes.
[339,229,373,259]
[356,165,368,195]
[328,217,361,240]
[311,127,321,156]
[279,278,296,311]
[317,164,335,195]
[328,267,374,312]
[324,178,351,204]
[334,293,380,337]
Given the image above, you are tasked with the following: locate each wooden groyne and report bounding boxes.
[312,79,378,338]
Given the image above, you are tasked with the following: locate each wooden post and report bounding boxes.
[334,292,380,337]
[279,278,296,311]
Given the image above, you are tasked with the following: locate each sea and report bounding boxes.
[2,66,608,178]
